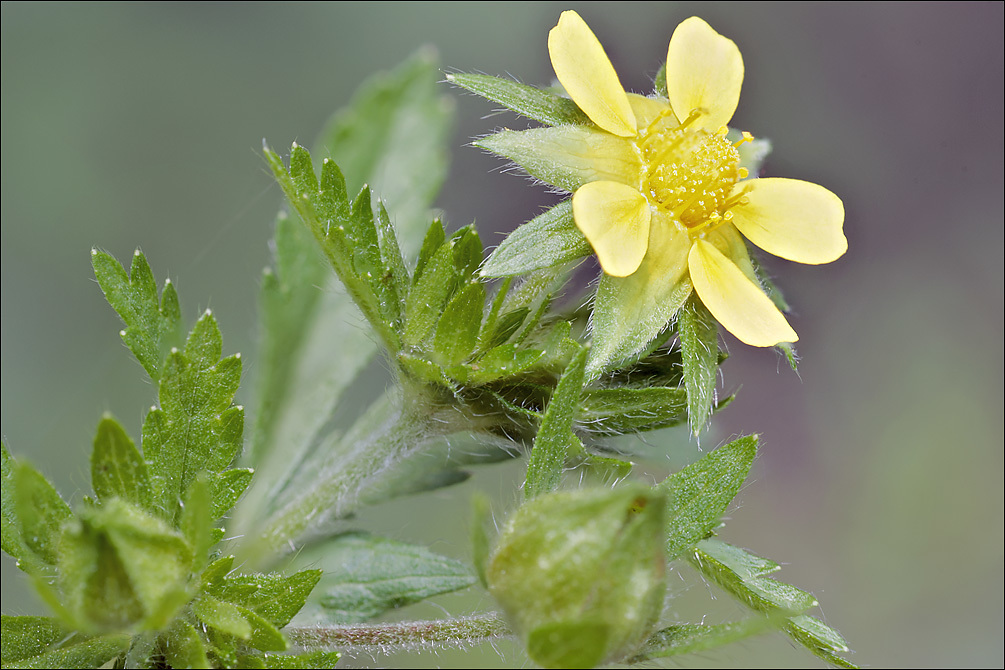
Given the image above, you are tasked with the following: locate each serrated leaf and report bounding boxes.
[163,619,210,669]
[414,218,446,284]
[525,346,587,499]
[577,387,688,436]
[265,650,342,669]
[194,594,253,639]
[212,468,253,519]
[447,72,591,126]
[14,461,72,569]
[210,569,322,630]
[90,415,151,510]
[404,241,457,347]
[658,435,757,560]
[433,282,485,366]
[312,532,475,623]
[236,605,288,652]
[149,310,242,522]
[91,249,182,381]
[587,255,693,379]
[481,201,591,277]
[2,444,47,575]
[679,295,720,435]
[0,623,130,670]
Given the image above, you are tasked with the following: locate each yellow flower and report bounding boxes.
[548,11,846,347]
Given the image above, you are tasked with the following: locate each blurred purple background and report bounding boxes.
[3,3,1002,667]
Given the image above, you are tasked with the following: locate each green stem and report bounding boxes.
[240,390,443,566]
[286,614,512,651]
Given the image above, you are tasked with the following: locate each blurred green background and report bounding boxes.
[2,3,1002,667]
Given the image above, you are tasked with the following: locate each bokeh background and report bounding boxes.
[3,3,1002,667]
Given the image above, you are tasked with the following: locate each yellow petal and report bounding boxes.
[549,10,637,137]
[688,239,797,346]
[666,17,743,131]
[626,93,674,131]
[729,178,847,264]
[573,181,651,277]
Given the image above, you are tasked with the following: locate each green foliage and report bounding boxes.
[678,295,720,435]
[307,532,476,624]
[659,435,757,561]
[481,201,592,277]
[447,73,591,126]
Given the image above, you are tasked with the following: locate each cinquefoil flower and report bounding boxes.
[548,11,846,347]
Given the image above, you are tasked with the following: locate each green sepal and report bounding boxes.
[678,295,720,435]
[58,499,193,633]
[0,614,130,670]
[481,201,591,278]
[264,650,342,669]
[90,414,151,510]
[653,62,668,97]
[476,126,639,193]
[163,618,211,669]
[525,347,587,499]
[658,435,757,560]
[433,282,485,366]
[446,73,591,126]
[527,619,610,670]
[577,387,688,436]
[450,225,483,282]
[397,352,455,388]
[731,129,772,178]
[313,531,475,624]
[566,434,633,481]
[207,569,321,630]
[587,259,693,379]
[91,249,183,382]
[785,615,857,668]
[13,460,72,570]
[481,306,528,349]
[413,218,445,285]
[233,606,287,652]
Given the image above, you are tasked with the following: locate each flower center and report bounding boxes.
[638,114,748,232]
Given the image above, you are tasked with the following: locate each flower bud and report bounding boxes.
[487,485,666,668]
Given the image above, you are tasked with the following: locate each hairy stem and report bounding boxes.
[286,614,512,651]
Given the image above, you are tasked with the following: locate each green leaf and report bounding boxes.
[148,309,242,522]
[525,347,587,499]
[211,467,253,520]
[403,241,457,347]
[692,538,780,580]
[209,569,321,630]
[451,344,544,385]
[90,415,151,510]
[653,62,668,97]
[317,49,452,249]
[312,531,476,623]
[163,619,210,669]
[414,218,446,284]
[785,615,858,668]
[678,295,720,435]
[265,650,342,669]
[658,435,757,560]
[14,460,72,569]
[688,539,818,615]
[447,73,591,126]
[0,615,69,665]
[0,618,130,670]
[481,201,591,278]
[433,282,485,366]
[91,249,182,382]
[630,619,775,662]
[194,594,253,639]
[577,387,688,436]
[450,225,484,283]
[2,445,48,575]
[587,259,693,379]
